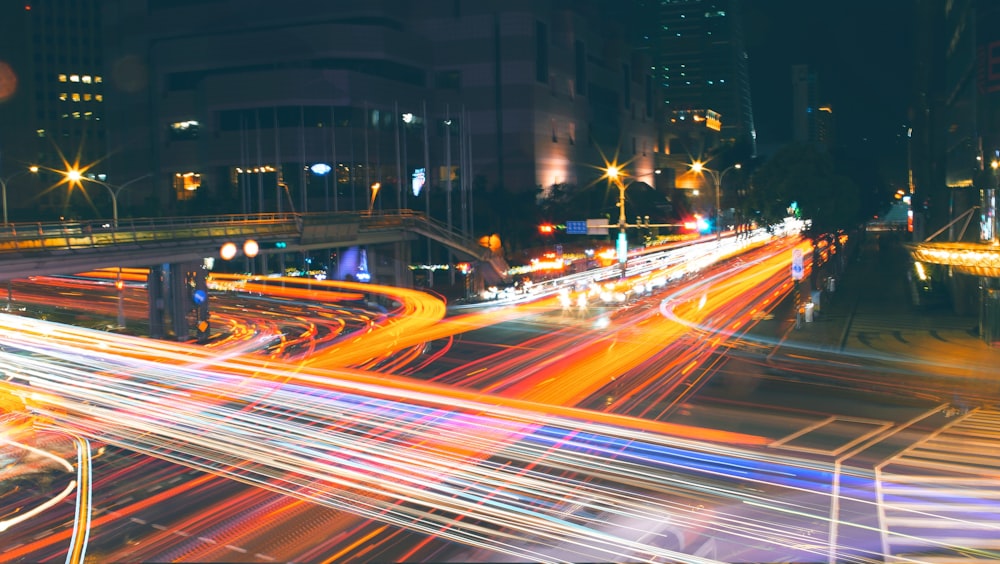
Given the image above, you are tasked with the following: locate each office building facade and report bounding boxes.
[0,0,110,220]
[97,0,658,228]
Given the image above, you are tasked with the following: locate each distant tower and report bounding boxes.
[653,0,757,155]
[791,64,834,150]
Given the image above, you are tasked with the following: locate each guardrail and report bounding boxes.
[0,211,509,281]
[0,213,300,253]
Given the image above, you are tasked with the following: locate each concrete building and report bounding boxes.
[0,0,111,221]
[96,0,659,230]
[908,0,1000,344]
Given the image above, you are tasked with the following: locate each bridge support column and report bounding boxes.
[981,276,1000,346]
[162,261,207,342]
[147,265,166,339]
[369,242,412,288]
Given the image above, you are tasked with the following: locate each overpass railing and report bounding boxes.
[0,213,300,254]
[0,210,511,281]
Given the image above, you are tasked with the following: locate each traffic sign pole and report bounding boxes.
[792,248,804,329]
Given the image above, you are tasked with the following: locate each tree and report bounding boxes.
[745,142,862,234]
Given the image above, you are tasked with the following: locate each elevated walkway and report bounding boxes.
[0,210,509,283]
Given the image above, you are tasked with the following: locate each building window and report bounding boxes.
[174,172,201,200]
[82,75,92,84]
[59,92,68,101]
[169,120,201,140]
[69,74,79,82]
[575,40,586,95]
[58,74,67,82]
[568,122,576,145]
[435,70,461,91]
[536,21,549,83]
[71,92,80,102]
[622,64,631,109]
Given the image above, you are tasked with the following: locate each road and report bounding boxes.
[2,228,999,562]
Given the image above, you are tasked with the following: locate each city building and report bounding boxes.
[0,0,110,220]
[94,0,658,232]
[647,0,756,220]
[791,64,834,150]
[908,0,1000,344]
[652,0,756,156]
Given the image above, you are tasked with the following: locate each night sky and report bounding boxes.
[744,0,914,158]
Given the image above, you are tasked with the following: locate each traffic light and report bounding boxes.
[539,224,554,235]
[275,241,287,249]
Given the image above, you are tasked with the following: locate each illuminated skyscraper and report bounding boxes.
[653,0,756,155]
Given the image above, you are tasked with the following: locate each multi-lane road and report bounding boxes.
[1,228,998,562]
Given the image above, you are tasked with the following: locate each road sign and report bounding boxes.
[192,289,208,305]
[566,220,588,235]
[791,248,804,281]
[586,218,610,235]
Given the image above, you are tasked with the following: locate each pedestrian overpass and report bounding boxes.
[0,210,509,340]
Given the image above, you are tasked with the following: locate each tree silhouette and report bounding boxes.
[746,143,862,234]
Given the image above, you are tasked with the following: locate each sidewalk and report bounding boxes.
[756,231,999,397]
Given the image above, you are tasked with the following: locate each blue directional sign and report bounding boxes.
[566,220,588,235]
[791,249,804,281]
[192,289,208,305]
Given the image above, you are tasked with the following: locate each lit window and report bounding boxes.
[173,172,201,200]
[169,120,201,140]
[82,75,92,84]
[69,74,80,82]
[83,93,92,101]
[72,111,80,119]
[95,94,103,102]
[94,76,102,83]
[71,93,80,102]
[36,129,45,137]
[58,74,67,82]
[59,92,68,101]
[170,119,200,130]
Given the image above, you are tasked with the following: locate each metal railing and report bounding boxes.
[0,213,300,254]
[0,211,510,280]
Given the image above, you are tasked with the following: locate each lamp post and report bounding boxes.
[691,161,741,238]
[0,165,40,226]
[605,165,631,277]
[65,170,152,228]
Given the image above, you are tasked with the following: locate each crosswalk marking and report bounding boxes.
[876,409,1000,561]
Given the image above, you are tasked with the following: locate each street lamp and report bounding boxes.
[691,161,741,238]
[64,170,152,227]
[0,165,39,226]
[604,165,631,277]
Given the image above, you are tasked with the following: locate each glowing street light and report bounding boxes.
[64,169,152,227]
[603,164,632,277]
[691,161,741,238]
[0,165,39,226]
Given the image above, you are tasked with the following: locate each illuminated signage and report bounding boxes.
[412,167,426,197]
